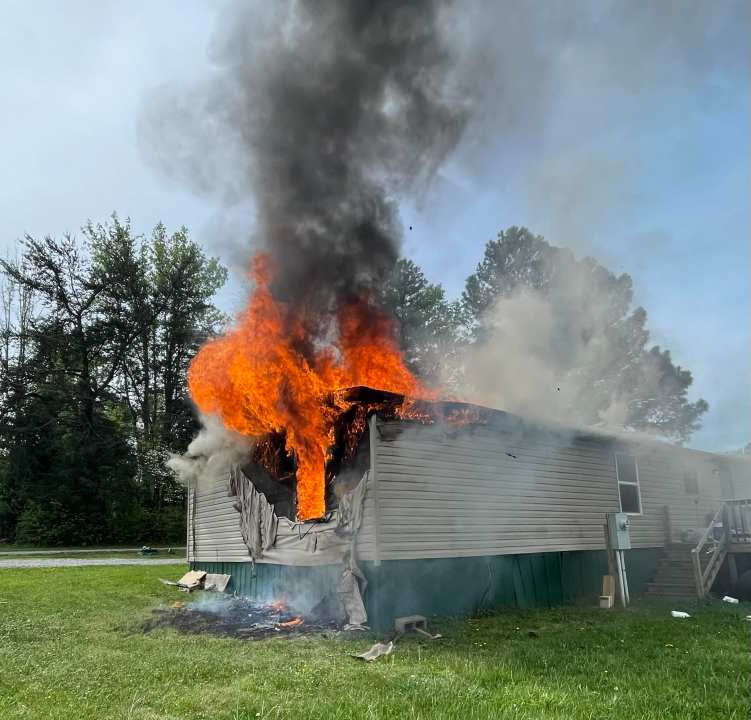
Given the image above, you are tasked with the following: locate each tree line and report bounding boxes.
[0,219,708,545]
[0,217,226,545]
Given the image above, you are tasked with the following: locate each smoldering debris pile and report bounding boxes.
[142,595,342,640]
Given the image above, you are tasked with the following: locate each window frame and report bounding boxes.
[614,451,643,516]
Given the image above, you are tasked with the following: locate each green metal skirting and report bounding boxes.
[193,548,662,632]
[361,549,662,631]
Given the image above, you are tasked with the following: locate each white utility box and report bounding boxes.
[606,512,631,550]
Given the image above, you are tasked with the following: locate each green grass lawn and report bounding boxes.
[0,564,747,719]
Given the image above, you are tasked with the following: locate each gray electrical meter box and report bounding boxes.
[606,512,631,550]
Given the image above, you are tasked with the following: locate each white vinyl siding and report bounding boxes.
[188,455,250,564]
[355,419,751,562]
[189,416,751,566]
[355,420,621,561]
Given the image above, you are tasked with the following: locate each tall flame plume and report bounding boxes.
[188,254,431,519]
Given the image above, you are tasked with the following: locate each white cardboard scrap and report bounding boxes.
[177,570,206,592]
[203,573,231,593]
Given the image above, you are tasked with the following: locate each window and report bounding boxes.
[683,467,699,495]
[615,452,642,514]
[718,466,734,499]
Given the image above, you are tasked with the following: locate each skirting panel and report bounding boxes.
[193,548,663,632]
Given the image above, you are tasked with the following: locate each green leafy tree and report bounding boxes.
[88,218,226,516]
[0,217,227,545]
[380,258,461,384]
[148,224,227,448]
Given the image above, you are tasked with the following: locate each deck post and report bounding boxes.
[603,523,616,577]
[690,549,704,598]
[603,519,624,607]
[727,553,739,589]
[722,503,731,544]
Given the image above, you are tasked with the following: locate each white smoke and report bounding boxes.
[167,413,252,487]
[448,248,670,435]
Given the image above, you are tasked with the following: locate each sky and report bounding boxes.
[0,0,748,452]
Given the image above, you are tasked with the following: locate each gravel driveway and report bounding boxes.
[0,558,186,568]
[0,547,184,556]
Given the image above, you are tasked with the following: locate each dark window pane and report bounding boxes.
[683,468,699,495]
[616,453,638,485]
[719,467,734,498]
[619,483,641,513]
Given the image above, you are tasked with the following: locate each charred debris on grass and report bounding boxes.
[142,594,343,640]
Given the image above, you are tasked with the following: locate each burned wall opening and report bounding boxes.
[237,386,500,521]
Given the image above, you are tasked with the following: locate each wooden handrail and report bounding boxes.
[691,503,725,556]
[701,536,725,585]
[725,498,751,544]
[691,498,751,598]
[691,501,727,599]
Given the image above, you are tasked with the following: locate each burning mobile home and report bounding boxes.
[185,386,751,631]
[150,0,751,629]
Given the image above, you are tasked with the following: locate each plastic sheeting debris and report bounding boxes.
[229,466,278,561]
[354,640,395,662]
[338,568,367,628]
[671,610,691,618]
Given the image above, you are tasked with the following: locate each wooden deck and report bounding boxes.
[691,498,751,598]
[728,542,751,554]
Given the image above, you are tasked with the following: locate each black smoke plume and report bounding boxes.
[141,0,467,318]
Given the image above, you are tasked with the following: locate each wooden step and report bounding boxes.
[654,567,693,577]
[644,546,703,600]
[655,561,693,571]
[653,574,695,585]
[646,585,697,594]
[653,578,695,588]
[654,563,694,573]
[647,583,697,595]
[660,554,694,563]
[645,592,698,600]
[656,560,693,569]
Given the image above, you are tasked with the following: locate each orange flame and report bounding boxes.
[278,616,304,629]
[188,254,431,519]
